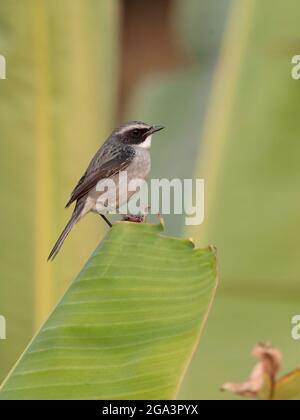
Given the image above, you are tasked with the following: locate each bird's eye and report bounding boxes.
[133,129,139,137]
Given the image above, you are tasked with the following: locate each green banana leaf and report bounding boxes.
[0,0,119,383]
[182,0,300,399]
[0,223,218,400]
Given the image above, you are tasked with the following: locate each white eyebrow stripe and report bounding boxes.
[117,123,149,135]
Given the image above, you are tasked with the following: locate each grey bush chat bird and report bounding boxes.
[48,121,164,261]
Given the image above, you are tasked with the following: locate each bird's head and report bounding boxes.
[114,121,164,149]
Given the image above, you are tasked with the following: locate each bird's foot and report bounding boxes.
[122,214,146,224]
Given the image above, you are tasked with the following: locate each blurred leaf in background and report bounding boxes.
[0,0,119,383]
[125,0,232,236]
[182,0,300,399]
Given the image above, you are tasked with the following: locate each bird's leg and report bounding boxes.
[100,214,112,228]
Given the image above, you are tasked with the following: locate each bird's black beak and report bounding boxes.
[148,125,165,135]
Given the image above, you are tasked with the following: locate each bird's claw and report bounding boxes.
[122,214,146,223]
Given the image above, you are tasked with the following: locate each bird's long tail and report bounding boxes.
[48,204,83,261]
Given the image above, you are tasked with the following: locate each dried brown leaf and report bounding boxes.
[222,344,282,399]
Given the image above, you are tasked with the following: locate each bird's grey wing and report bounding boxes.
[66,142,113,206]
[65,153,134,208]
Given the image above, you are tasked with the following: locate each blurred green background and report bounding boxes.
[0,0,299,400]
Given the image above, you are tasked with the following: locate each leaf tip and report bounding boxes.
[209,245,218,257]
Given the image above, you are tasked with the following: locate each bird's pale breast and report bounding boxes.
[82,147,151,216]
